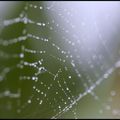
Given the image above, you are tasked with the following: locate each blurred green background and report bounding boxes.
[0,1,120,119]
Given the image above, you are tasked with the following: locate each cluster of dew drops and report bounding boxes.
[0,1,120,118]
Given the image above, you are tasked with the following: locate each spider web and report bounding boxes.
[0,1,120,119]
